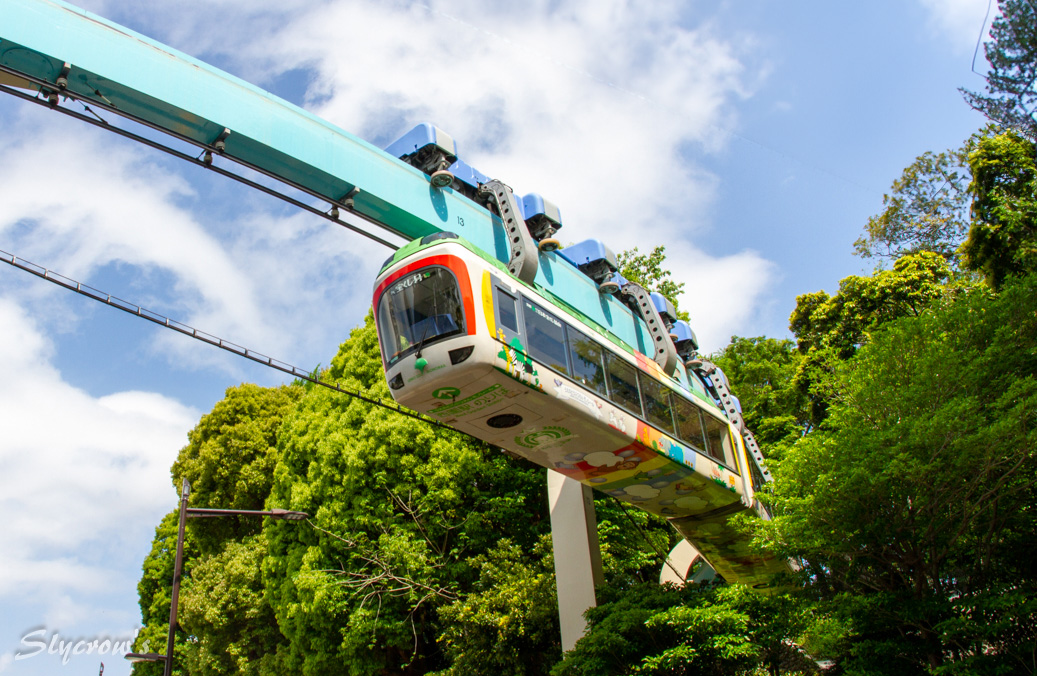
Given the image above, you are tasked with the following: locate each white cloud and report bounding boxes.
[0,111,379,376]
[0,297,196,619]
[918,0,995,50]
[668,242,777,350]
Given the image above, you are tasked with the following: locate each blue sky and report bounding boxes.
[0,0,993,673]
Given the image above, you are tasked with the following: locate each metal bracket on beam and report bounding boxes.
[479,179,538,285]
[211,127,231,153]
[619,279,679,374]
[202,129,231,166]
[56,62,71,90]
[340,187,360,209]
[44,62,71,107]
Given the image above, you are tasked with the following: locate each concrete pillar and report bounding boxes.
[547,470,604,652]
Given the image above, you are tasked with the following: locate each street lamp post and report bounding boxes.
[126,478,308,675]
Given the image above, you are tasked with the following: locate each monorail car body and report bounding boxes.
[373,234,788,588]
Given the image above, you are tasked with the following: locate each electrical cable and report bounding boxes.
[0,247,477,438]
[972,0,995,77]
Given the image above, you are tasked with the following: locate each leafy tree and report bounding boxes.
[787,252,957,425]
[132,384,302,675]
[593,496,681,588]
[171,383,303,553]
[755,275,1037,673]
[962,0,1037,139]
[261,315,558,675]
[178,534,286,676]
[433,538,560,676]
[961,128,1037,290]
[135,308,703,676]
[788,252,953,359]
[854,143,972,265]
[551,583,816,676]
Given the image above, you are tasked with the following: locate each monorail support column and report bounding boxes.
[659,540,716,587]
[547,470,604,652]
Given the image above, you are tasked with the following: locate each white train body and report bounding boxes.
[373,236,787,587]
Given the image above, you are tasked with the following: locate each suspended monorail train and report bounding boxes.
[373,125,788,588]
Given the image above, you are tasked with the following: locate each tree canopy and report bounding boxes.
[617,245,690,321]
[962,0,1037,139]
[757,274,1037,673]
[853,143,972,265]
[132,315,689,676]
[960,128,1037,290]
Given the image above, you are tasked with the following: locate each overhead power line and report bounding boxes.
[0,248,467,436]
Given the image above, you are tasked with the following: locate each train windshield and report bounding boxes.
[377,266,465,366]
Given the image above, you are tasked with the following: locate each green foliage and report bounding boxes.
[962,0,1037,139]
[854,143,971,265]
[433,538,560,676]
[171,383,303,553]
[129,228,1037,676]
[961,129,1037,290]
[134,383,303,676]
[594,496,680,587]
[787,252,957,426]
[178,533,287,676]
[756,275,1037,672]
[262,315,557,675]
[617,246,689,321]
[788,252,953,358]
[552,583,815,676]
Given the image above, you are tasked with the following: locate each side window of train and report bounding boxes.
[495,287,520,341]
[567,328,608,397]
[750,462,766,492]
[604,352,643,416]
[702,412,736,471]
[521,300,569,375]
[672,397,710,457]
[641,377,676,435]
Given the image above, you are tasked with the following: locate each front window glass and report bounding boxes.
[568,329,608,396]
[377,267,464,366]
[522,300,569,374]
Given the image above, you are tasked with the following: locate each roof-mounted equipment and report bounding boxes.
[559,239,620,293]
[521,193,563,252]
[650,292,677,331]
[478,179,539,285]
[670,320,699,361]
[385,123,458,187]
